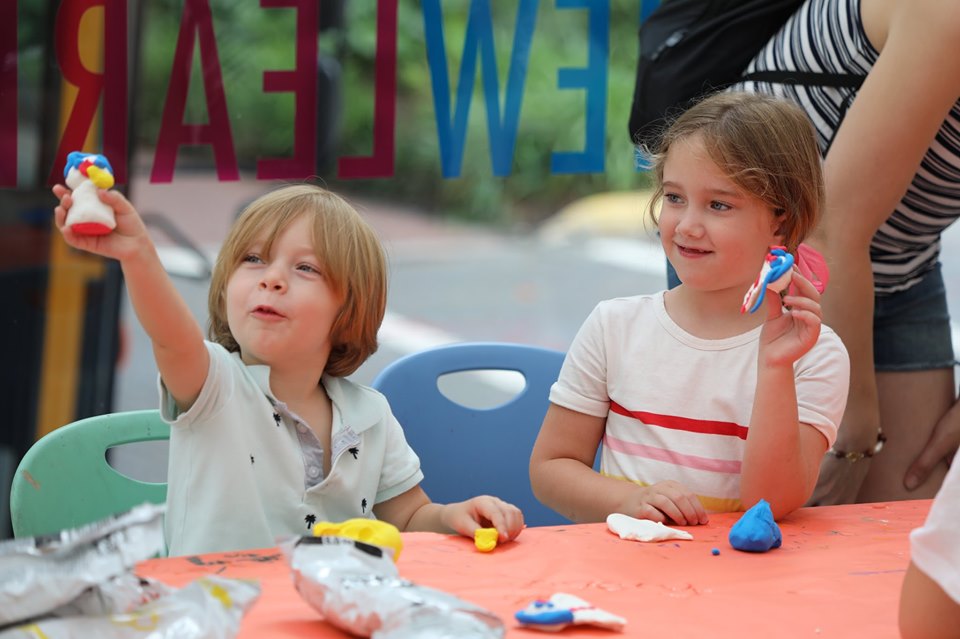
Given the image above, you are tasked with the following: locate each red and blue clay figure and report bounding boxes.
[741,245,795,314]
[62,151,116,236]
[515,593,626,632]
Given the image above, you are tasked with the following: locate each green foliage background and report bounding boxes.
[135,1,649,228]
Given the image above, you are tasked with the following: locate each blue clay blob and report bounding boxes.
[515,602,575,627]
[728,499,782,552]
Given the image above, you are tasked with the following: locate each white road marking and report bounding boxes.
[584,237,667,277]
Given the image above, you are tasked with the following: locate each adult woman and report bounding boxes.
[729,0,960,503]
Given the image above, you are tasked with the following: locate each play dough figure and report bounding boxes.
[312,518,403,561]
[62,151,116,235]
[729,499,782,552]
[474,527,499,552]
[741,245,794,314]
[515,593,626,632]
[606,513,693,542]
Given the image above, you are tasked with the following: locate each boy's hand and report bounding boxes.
[617,480,708,526]
[759,269,823,367]
[53,185,149,261]
[441,495,524,542]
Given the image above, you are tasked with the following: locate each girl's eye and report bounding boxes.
[664,193,683,204]
[710,201,732,212]
[242,254,263,264]
[297,263,321,275]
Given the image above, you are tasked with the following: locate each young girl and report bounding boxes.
[52,182,523,556]
[530,92,850,525]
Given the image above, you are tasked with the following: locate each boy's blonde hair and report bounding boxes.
[208,184,386,377]
[646,92,824,252]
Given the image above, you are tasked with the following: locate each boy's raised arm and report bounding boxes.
[54,186,208,410]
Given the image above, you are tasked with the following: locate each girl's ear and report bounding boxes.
[771,208,788,243]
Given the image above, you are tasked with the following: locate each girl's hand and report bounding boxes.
[441,495,525,542]
[53,185,150,262]
[617,480,708,526]
[759,268,823,367]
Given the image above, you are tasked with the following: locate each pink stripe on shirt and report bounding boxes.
[603,434,742,474]
[610,401,749,440]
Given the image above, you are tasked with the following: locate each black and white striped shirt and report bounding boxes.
[729,0,960,295]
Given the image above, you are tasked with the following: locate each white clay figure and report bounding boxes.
[63,151,116,236]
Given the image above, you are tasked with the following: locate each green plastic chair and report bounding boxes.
[10,410,169,538]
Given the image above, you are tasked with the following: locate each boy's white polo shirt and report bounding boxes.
[161,342,423,557]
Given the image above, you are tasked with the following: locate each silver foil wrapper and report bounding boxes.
[0,503,166,626]
[284,535,504,639]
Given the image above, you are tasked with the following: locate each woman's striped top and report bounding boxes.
[729,0,960,295]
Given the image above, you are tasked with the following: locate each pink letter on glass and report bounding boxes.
[338,0,396,179]
[0,0,16,187]
[151,0,238,183]
[257,0,317,180]
[47,0,128,185]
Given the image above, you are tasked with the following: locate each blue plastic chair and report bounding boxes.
[372,342,570,527]
[10,410,169,538]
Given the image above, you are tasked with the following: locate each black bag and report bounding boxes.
[628,0,865,148]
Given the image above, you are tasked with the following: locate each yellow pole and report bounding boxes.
[36,5,108,438]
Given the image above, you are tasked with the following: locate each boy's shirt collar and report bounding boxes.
[235,354,381,434]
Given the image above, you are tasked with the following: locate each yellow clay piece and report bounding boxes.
[474,527,499,552]
[312,518,403,561]
[86,165,115,189]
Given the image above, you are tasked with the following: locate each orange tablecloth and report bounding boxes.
[138,500,930,639]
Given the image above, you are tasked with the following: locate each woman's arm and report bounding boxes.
[807,0,960,499]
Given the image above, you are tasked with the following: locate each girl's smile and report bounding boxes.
[658,133,783,297]
[675,244,713,258]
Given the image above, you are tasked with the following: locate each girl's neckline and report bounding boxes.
[654,290,763,350]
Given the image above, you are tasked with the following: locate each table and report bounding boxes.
[137,500,930,638]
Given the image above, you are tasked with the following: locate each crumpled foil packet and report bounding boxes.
[0,503,167,626]
[0,576,259,639]
[283,535,504,639]
[0,503,259,638]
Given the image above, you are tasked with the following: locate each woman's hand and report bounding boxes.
[904,396,960,491]
[806,455,872,506]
